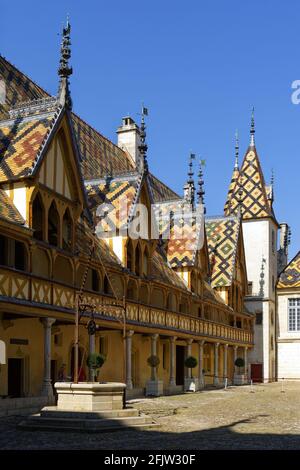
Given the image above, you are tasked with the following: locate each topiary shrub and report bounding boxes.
[86,353,106,382]
[147,355,160,368]
[234,357,245,374]
[185,356,198,378]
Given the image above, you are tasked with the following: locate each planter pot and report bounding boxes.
[233,374,247,385]
[184,377,199,392]
[146,380,164,397]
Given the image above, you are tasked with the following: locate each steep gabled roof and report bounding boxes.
[277,251,300,289]
[205,215,240,288]
[0,188,25,225]
[224,146,273,220]
[0,104,62,182]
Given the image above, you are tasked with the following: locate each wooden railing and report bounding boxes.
[0,266,253,345]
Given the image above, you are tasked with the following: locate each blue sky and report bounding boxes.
[1,0,299,258]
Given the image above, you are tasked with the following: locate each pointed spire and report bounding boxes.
[58,17,73,110]
[183,152,195,206]
[268,168,274,203]
[197,159,206,213]
[250,106,255,147]
[137,105,148,174]
[234,129,239,170]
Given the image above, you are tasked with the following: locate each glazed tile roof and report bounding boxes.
[0,189,25,224]
[224,146,273,219]
[205,215,240,288]
[75,218,122,268]
[151,248,189,290]
[86,174,141,232]
[277,251,300,288]
[224,166,239,214]
[147,173,180,203]
[0,56,47,121]
[0,109,60,182]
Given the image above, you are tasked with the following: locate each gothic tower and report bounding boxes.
[224,110,278,382]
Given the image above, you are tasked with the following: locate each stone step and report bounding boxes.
[18,414,159,433]
[40,407,139,419]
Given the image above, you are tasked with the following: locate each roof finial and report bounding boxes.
[183,152,195,206]
[269,168,274,202]
[197,159,206,213]
[250,106,255,147]
[234,129,239,170]
[58,17,73,110]
[137,105,149,174]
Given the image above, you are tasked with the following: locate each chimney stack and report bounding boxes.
[117,116,141,165]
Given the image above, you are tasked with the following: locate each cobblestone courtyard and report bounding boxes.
[1,381,300,450]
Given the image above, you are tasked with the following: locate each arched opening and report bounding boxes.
[32,193,44,241]
[32,247,50,278]
[53,255,73,285]
[167,292,176,311]
[140,284,149,304]
[143,247,149,277]
[127,240,134,272]
[151,288,165,308]
[191,271,197,293]
[135,244,141,276]
[48,201,59,247]
[62,208,73,251]
[127,279,137,301]
[14,241,27,271]
[103,275,112,295]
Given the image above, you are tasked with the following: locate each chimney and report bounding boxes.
[117,116,141,165]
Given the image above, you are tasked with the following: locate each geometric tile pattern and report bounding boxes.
[72,114,135,179]
[0,189,25,224]
[151,249,188,289]
[277,251,300,288]
[224,147,272,219]
[224,166,239,214]
[86,177,140,231]
[0,56,47,121]
[147,173,180,203]
[205,216,240,287]
[0,114,56,182]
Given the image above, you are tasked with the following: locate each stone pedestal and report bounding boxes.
[184,377,199,392]
[55,382,126,411]
[146,380,164,397]
[233,374,247,385]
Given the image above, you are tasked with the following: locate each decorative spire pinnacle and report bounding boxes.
[268,168,274,202]
[137,105,149,174]
[197,159,206,213]
[250,106,255,147]
[234,129,239,170]
[58,17,73,110]
[183,152,195,206]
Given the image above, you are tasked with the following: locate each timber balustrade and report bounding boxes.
[0,266,253,345]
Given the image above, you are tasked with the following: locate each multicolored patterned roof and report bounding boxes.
[224,165,239,214]
[0,189,25,224]
[151,248,189,289]
[0,110,60,182]
[86,175,141,232]
[206,215,240,287]
[224,146,273,219]
[147,173,180,203]
[0,56,48,121]
[277,252,300,289]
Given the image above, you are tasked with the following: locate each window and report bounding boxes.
[247,282,253,295]
[0,235,7,265]
[288,298,300,331]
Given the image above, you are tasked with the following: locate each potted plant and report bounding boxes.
[146,355,163,396]
[86,353,106,382]
[234,357,246,385]
[184,356,199,392]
